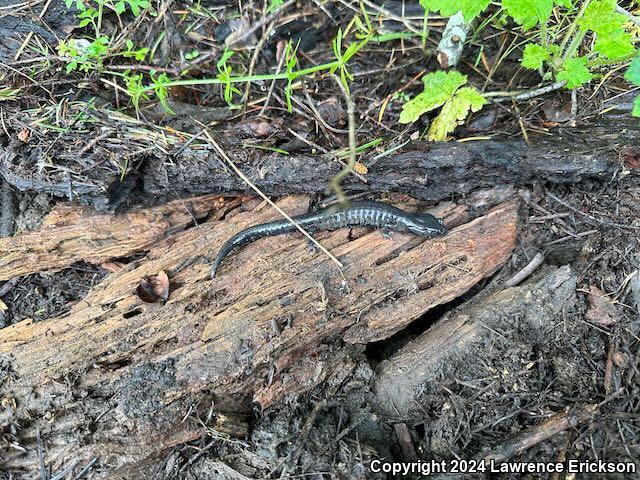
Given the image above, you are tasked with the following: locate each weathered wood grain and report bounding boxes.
[0,196,517,477]
[374,266,577,415]
[0,195,234,281]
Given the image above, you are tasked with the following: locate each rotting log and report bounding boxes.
[142,113,637,203]
[1,113,637,211]
[0,195,240,281]
[373,266,577,416]
[0,196,517,477]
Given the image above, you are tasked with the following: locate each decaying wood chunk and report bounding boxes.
[0,195,235,281]
[0,196,517,476]
[374,266,577,415]
[142,113,637,205]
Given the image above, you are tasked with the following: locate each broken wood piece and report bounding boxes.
[0,196,516,476]
[480,403,599,464]
[394,423,418,461]
[374,266,577,415]
[437,12,471,69]
[504,252,545,287]
[0,195,234,281]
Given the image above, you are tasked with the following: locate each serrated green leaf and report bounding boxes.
[632,95,640,117]
[420,0,491,22]
[625,54,640,85]
[428,87,487,141]
[556,56,593,89]
[521,43,550,69]
[594,30,636,60]
[578,0,625,35]
[399,70,467,124]
[503,0,553,30]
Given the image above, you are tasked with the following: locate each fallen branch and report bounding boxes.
[481,404,599,464]
[142,114,637,204]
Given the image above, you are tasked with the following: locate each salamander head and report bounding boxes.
[405,214,448,236]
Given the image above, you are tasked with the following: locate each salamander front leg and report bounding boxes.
[380,228,394,240]
[305,229,318,252]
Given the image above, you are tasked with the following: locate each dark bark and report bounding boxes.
[142,114,637,203]
[0,2,78,63]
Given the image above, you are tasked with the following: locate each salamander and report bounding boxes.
[210,201,448,278]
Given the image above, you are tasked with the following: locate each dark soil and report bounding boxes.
[0,262,107,328]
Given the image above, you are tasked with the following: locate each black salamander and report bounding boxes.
[211,201,448,278]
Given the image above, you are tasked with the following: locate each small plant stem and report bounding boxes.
[203,130,344,272]
[563,28,587,61]
[559,0,591,59]
[483,80,567,101]
[139,60,342,93]
[242,20,276,117]
[258,43,287,117]
[540,21,548,48]
[421,7,429,50]
[616,5,640,26]
[328,74,356,205]
[97,0,103,36]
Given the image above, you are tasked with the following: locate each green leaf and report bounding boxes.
[632,95,640,117]
[625,54,640,85]
[578,0,625,35]
[503,0,553,30]
[185,49,199,60]
[267,0,284,13]
[216,48,234,68]
[399,70,467,124]
[594,31,636,61]
[114,0,126,14]
[151,72,174,113]
[556,56,593,89]
[428,87,487,141]
[521,43,550,69]
[136,48,149,61]
[114,0,149,16]
[420,0,491,22]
